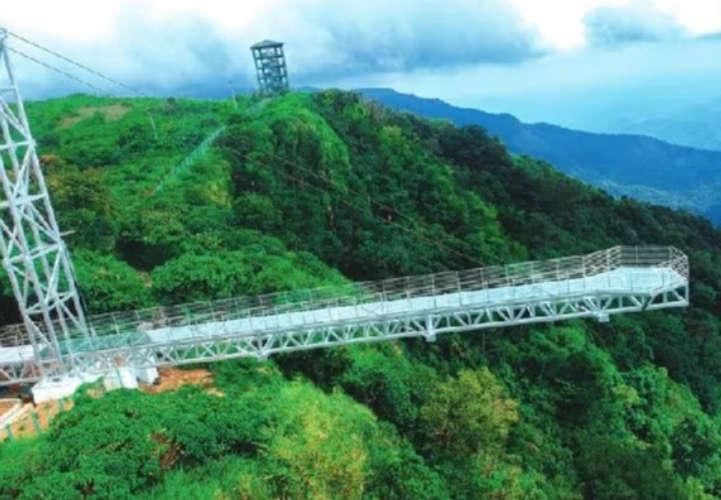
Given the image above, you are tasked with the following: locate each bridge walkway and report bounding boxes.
[0,246,689,385]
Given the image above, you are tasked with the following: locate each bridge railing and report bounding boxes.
[0,246,688,357]
[0,323,27,349]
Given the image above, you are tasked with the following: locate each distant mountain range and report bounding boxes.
[358,88,721,224]
[618,98,721,152]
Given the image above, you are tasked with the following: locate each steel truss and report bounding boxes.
[0,246,689,384]
[53,280,689,372]
[0,29,90,380]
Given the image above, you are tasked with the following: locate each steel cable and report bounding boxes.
[8,30,144,96]
[8,47,113,96]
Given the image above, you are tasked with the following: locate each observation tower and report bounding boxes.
[250,39,289,95]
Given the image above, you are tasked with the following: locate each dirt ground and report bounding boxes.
[57,104,130,130]
[140,367,215,393]
[0,399,71,441]
[0,399,18,417]
[0,367,219,442]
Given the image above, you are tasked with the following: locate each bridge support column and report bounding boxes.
[135,366,159,385]
[134,353,159,385]
[425,315,437,343]
[596,313,610,323]
[104,363,160,390]
[103,366,139,391]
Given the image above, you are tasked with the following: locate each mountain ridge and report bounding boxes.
[358,87,721,223]
[620,97,721,151]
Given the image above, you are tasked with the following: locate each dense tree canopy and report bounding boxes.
[2,90,721,498]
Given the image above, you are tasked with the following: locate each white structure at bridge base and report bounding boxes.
[31,366,159,403]
[135,366,159,385]
[103,367,138,391]
[32,373,101,403]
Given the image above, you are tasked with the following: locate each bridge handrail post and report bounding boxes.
[606,248,611,273]
[607,254,612,289]
[432,275,439,309]
[556,260,560,282]
[567,264,571,294]
[456,272,462,306]
[662,262,666,288]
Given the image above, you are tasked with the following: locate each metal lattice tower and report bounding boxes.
[250,40,289,95]
[0,28,90,378]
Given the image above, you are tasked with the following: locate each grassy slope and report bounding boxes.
[2,91,721,498]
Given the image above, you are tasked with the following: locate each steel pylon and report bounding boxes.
[0,28,90,378]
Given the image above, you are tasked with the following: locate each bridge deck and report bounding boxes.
[0,246,690,384]
[146,266,685,343]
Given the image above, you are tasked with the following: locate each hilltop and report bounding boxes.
[2,90,721,498]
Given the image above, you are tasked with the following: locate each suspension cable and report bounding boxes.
[8,30,144,96]
[225,147,484,267]
[275,163,483,267]
[7,31,483,266]
[8,46,113,96]
[259,142,474,245]
[223,134,485,266]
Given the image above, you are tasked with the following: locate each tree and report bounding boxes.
[73,250,152,313]
[420,367,518,458]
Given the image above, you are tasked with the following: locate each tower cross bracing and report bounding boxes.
[0,29,91,381]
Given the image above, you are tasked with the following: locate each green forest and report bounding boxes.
[3,90,721,499]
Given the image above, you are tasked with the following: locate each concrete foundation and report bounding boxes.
[31,364,160,403]
[135,366,159,385]
[32,373,101,403]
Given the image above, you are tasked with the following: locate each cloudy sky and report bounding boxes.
[3,0,721,132]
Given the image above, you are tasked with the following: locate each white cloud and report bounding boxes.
[654,0,721,36]
[584,0,686,46]
[2,0,721,100]
[508,0,626,50]
[2,0,544,97]
[509,0,721,50]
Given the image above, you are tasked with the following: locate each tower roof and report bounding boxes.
[251,39,283,49]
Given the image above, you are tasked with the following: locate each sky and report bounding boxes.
[3,0,721,132]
